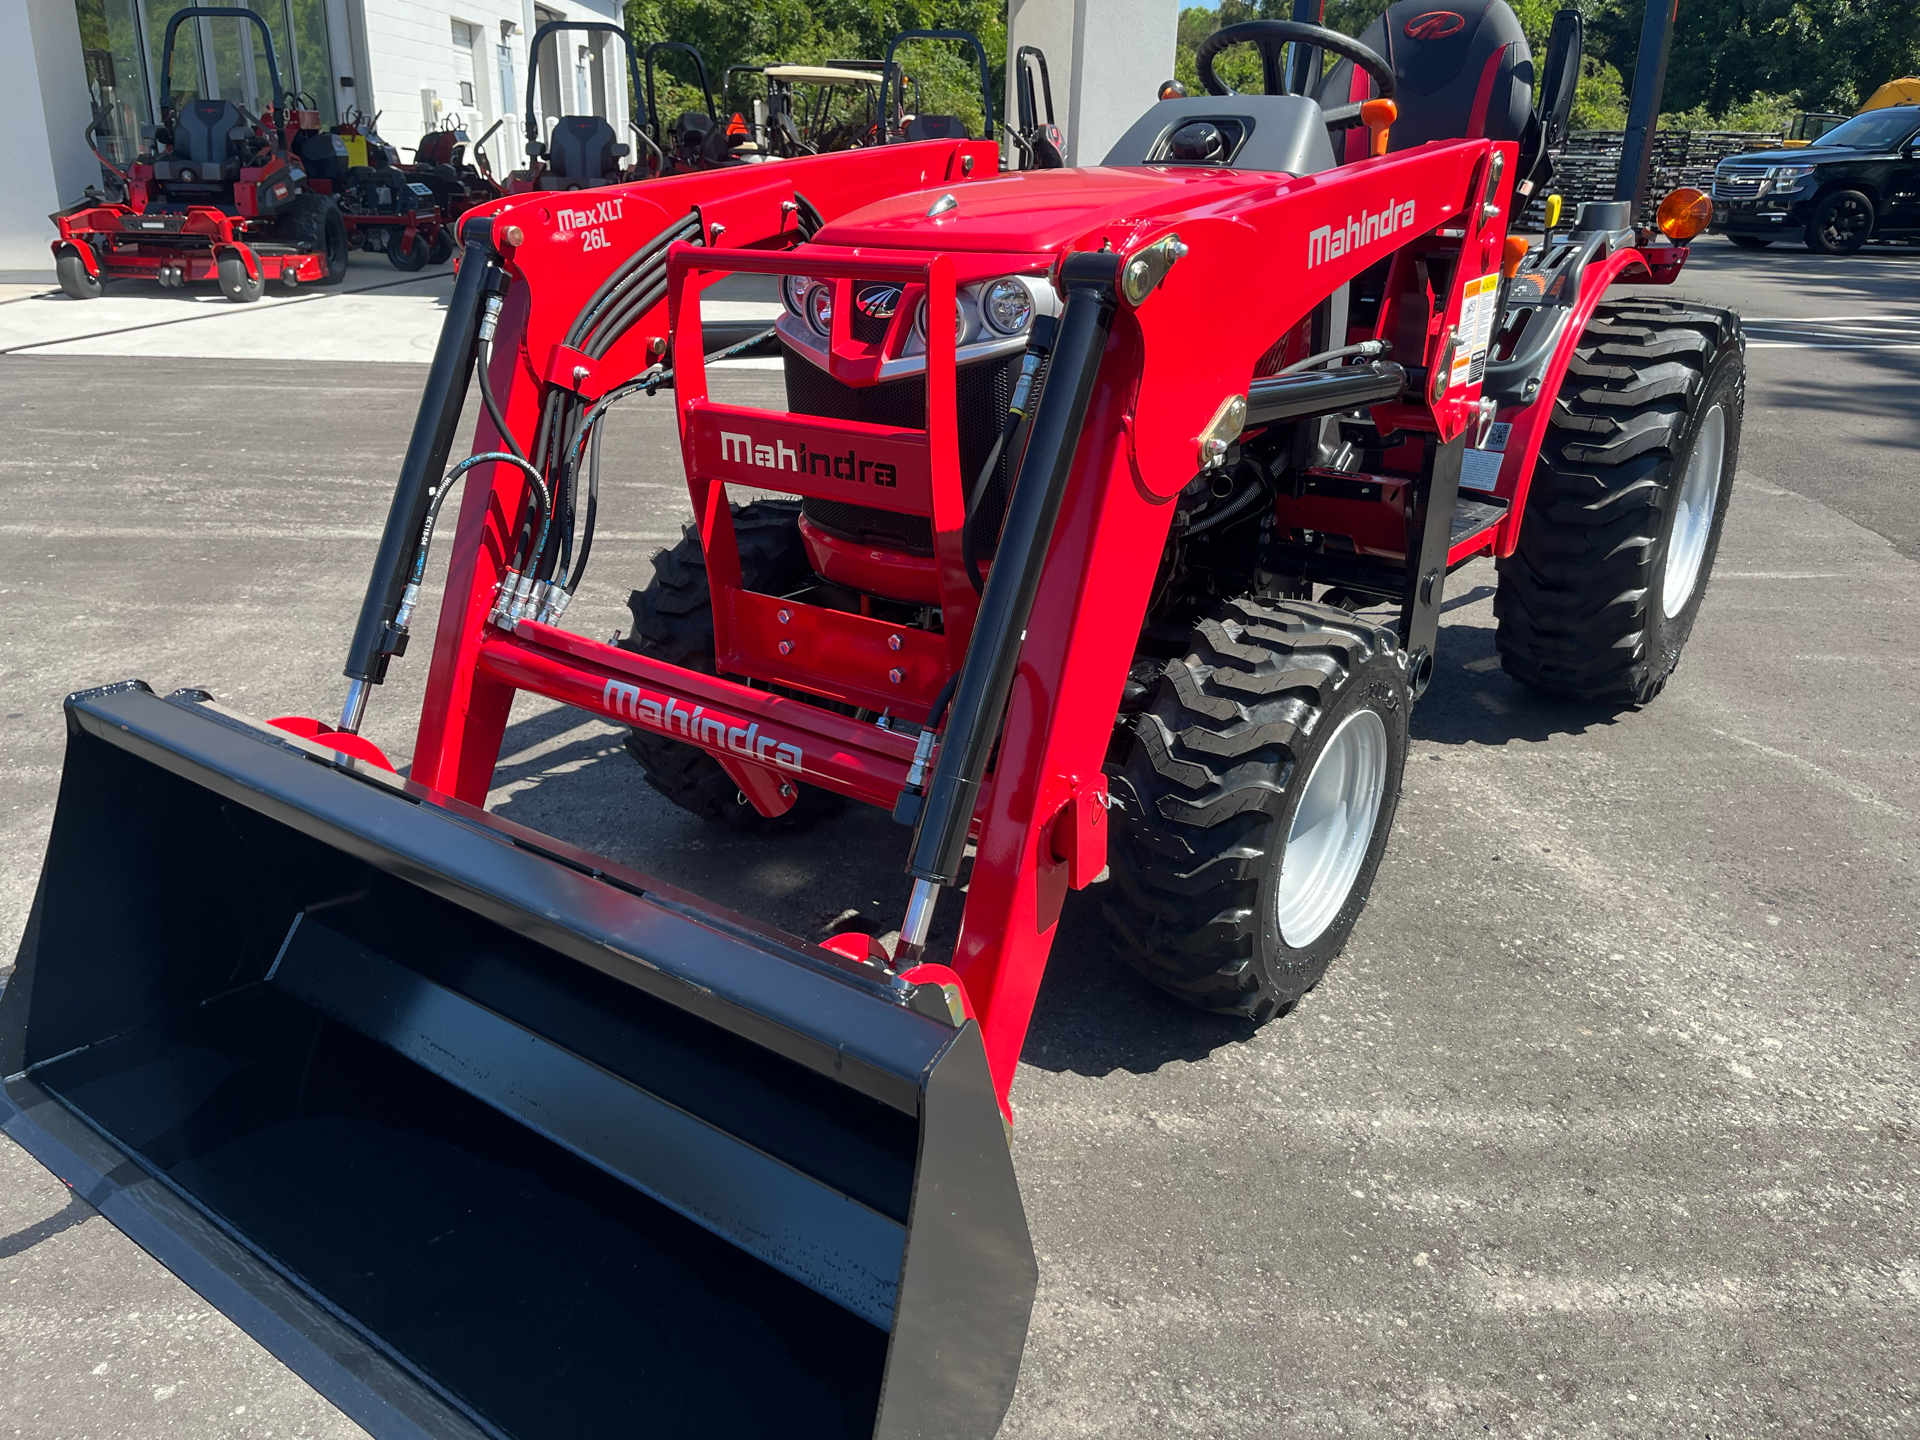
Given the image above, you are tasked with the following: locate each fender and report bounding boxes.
[1481,243,1653,557]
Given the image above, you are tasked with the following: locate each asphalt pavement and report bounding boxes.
[0,237,1914,1439]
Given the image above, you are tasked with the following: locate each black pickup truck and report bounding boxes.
[1713,105,1920,253]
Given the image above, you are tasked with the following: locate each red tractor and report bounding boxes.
[50,5,349,301]
[3,4,1736,1437]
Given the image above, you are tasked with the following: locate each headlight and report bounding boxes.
[805,282,833,337]
[781,274,812,317]
[1765,164,1814,186]
[981,277,1034,336]
[914,295,967,345]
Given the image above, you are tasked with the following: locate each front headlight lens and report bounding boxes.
[805,282,833,337]
[981,277,1034,335]
[914,295,966,345]
[1765,164,1815,185]
[781,274,812,316]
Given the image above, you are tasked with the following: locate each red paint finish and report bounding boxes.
[393,129,1670,1116]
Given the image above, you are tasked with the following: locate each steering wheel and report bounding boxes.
[1195,20,1395,103]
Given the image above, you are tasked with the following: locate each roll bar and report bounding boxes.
[158,7,285,118]
[522,20,646,158]
[880,29,995,142]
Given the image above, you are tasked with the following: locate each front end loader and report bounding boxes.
[4,6,1739,1437]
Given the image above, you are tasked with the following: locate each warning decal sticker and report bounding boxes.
[1450,272,1502,390]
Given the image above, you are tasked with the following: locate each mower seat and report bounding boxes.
[154,98,245,182]
[538,115,620,188]
[904,115,968,141]
[1315,0,1534,168]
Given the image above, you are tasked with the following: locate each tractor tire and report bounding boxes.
[428,228,455,265]
[388,230,430,271]
[55,253,102,300]
[1726,234,1771,250]
[283,193,350,285]
[619,500,843,830]
[1494,298,1744,704]
[216,254,264,303]
[1804,189,1874,254]
[1104,597,1410,1020]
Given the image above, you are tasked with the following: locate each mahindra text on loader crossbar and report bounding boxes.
[3,6,1741,1437]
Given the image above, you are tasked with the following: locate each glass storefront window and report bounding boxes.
[73,0,150,166]
[287,0,337,123]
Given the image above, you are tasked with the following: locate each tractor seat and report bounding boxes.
[154,98,245,182]
[903,115,968,141]
[1315,0,1534,166]
[540,115,620,186]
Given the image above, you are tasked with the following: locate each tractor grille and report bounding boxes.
[783,346,1030,559]
[847,280,896,344]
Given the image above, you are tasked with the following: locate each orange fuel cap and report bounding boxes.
[1361,98,1397,157]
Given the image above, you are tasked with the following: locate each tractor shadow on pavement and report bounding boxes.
[476,701,1262,1084]
[1413,615,1631,747]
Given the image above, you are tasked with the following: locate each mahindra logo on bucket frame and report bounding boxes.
[718,430,898,487]
[1404,10,1466,38]
[1307,199,1416,268]
[855,284,902,318]
[603,679,804,772]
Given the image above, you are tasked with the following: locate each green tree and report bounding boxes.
[626,0,1006,138]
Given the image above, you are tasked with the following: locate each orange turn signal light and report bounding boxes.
[1656,186,1713,242]
[1361,98,1397,158]
[1159,79,1188,100]
[1501,234,1530,279]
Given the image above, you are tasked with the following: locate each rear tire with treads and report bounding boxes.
[620,500,843,830]
[1495,298,1744,704]
[1104,598,1410,1020]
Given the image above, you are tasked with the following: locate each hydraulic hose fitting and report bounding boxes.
[890,724,940,827]
[393,582,421,632]
[534,585,572,626]
[478,292,504,343]
[503,571,539,626]
[489,568,524,627]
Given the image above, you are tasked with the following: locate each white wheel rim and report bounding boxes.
[1275,707,1389,949]
[1662,403,1726,618]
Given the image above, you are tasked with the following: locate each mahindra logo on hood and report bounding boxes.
[1405,10,1466,38]
[855,284,902,319]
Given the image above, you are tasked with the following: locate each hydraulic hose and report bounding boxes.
[962,316,1057,593]
[393,449,548,630]
[896,253,1119,960]
[341,218,496,724]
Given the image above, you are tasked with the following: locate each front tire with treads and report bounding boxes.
[1495,298,1744,704]
[620,500,842,830]
[1104,598,1410,1020]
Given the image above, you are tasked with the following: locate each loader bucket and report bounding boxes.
[0,683,1034,1440]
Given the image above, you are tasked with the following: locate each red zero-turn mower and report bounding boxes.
[50,6,349,301]
[2,3,1740,1437]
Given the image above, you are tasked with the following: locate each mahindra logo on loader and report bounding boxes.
[603,679,804,772]
[718,430,898,487]
[556,198,625,232]
[1307,199,1416,268]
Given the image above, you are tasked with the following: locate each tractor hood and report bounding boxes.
[813,165,1288,254]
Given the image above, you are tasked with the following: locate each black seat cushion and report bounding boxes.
[1316,0,1533,165]
[903,115,968,141]
[546,116,619,180]
[158,99,244,180]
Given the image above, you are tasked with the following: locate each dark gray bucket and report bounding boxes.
[0,683,1034,1440]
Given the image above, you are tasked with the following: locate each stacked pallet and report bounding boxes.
[1518,129,1783,227]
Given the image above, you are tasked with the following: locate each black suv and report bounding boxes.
[1714,105,1920,254]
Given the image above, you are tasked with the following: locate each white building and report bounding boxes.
[3,0,631,279]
